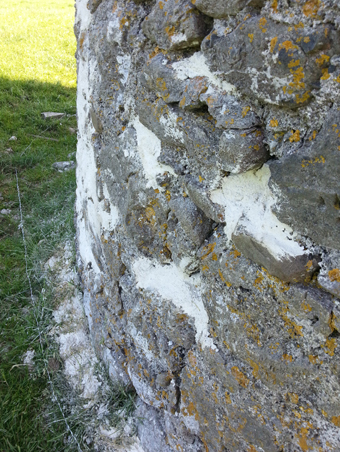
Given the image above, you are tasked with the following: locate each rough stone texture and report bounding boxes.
[75,0,340,450]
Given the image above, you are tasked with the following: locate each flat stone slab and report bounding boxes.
[41,112,64,120]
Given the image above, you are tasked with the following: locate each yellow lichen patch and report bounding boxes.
[308,355,323,365]
[248,446,258,452]
[294,22,304,30]
[301,155,325,167]
[269,118,279,127]
[289,130,300,142]
[315,54,330,66]
[230,248,241,258]
[322,338,337,356]
[295,91,310,104]
[320,68,330,81]
[218,269,232,287]
[288,59,300,68]
[231,366,250,388]
[287,392,299,404]
[200,242,216,259]
[159,0,164,9]
[289,67,305,90]
[202,265,209,272]
[242,106,250,117]
[303,36,310,43]
[258,17,267,33]
[336,75,340,83]
[331,415,340,427]
[165,190,171,201]
[301,300,312,312]
[279,41,298,52]
[270,36,278,53]
[282,354,293,363]
[279,305,304,338]
[329,268,340,282]
[248,33,254,43]
[302,0,320,18]
[271,0,278,12]
[198,175,204,183]
[308,130,317,141]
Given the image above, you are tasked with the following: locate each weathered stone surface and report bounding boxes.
[318,251,340,298]
[232,222,319,283]
[87,0,103,13]
[142,0,212,51]
[202,17,340,107]
[200,89,261,129]
[270,105,340,249]
[75,0,340,450]
[218,127,268,174]
[191,0,265,18]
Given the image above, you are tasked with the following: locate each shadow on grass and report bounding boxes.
[0,77,79,451]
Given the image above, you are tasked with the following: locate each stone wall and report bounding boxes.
[75,0,340,450]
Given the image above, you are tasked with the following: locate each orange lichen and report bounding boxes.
[282,354,293,363]
[322,338,337,356]
[301,155,325,167]
[270,36,278,53]
[248,34,254,43]
[302,0,320,18]
[289,130,300,142]
[231,366,250,388]
[329,268,340,282]
[279,41,298,52]
[271,0,278,12]
[258,17,267,33]
[242,106,250,117]
[331,415,340,427]
[270,118,279,127]
[315,54,330,66]
[200,242,216,259]
[321,68,330,81]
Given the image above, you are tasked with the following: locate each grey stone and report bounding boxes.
[8,136,17,141]
[200,90,261,129]
[141,54,188,103]
[269,105,340,249]
[52,161,76,172]
[142,0,212,51]
[41,112,64,119]
[87,0,103,13]
[168,195,212,246]
[318,251,340,298]
[191,0,265,18]
[202,18,340,107]
[232,222,319,283]
[218,127,268,174]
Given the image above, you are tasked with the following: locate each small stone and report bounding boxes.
[9,136,17,141]
[52,161,76,172]
[318,252,340,298]
[1,209,11,215]
[41,112,65,120]
[232,222,319,283]
[68,127,76,134]
[142,0,212,51]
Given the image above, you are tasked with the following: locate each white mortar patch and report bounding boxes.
[172,52,236,93]
[132,257,216,350]
[209,164,305,260]
[132,117,177,189]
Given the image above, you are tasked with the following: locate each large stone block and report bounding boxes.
[142,0,212,51]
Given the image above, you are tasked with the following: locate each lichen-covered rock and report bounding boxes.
[202,16,340,107]
[75,0,340,450]
[270,105,340,249]
[191,0,265,18]
[318,251,340,298]
[218,127,268,174]
[142,0,212,51]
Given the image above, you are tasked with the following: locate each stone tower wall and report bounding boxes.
[75,0,340,450]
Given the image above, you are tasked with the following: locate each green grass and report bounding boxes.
[0,0,81,450]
